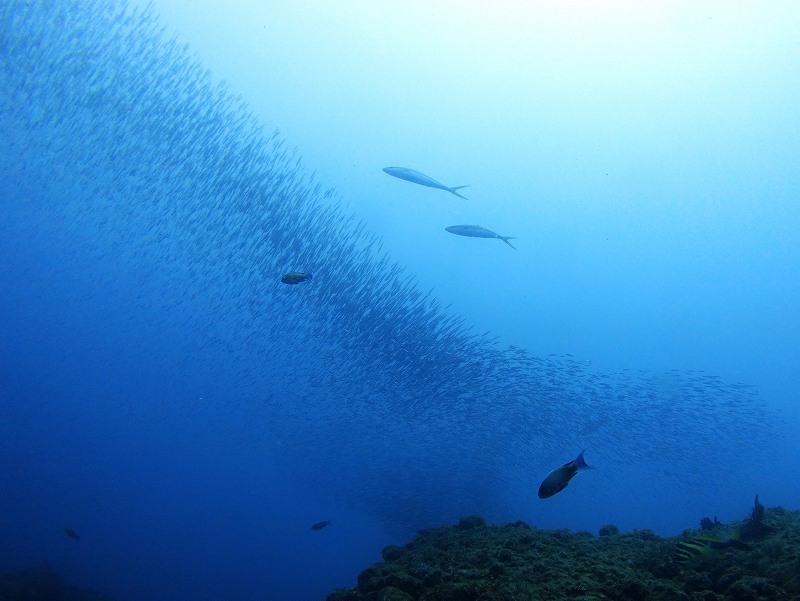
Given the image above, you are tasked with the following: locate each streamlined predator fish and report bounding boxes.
[538,450,594,499]
[64,528,81,541]
[383,167,468,199]
[311,519,331,531]
[445,225,517,250]
[281,272,312,285]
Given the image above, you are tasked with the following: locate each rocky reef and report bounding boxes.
[0,562,115,601]
[328,505,800,601]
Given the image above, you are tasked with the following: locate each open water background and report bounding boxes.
[1,2,798,599]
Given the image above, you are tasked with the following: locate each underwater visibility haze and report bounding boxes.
[1,2,799,600]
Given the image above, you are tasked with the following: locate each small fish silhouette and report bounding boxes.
[281,272,312,285]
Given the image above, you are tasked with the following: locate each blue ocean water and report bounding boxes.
[1,2,798,600]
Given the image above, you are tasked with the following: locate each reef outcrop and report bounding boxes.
[328,507,800,601]
[0,562,115,601]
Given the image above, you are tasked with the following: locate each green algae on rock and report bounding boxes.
[327,506,800,601]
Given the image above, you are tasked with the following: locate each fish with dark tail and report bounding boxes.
[445,225,517,249]
[64,528,80,541]
[383,167,468,199]
[538,450,594,499]
[311,519,331,531]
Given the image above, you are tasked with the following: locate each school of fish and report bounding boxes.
[0,0,782,531]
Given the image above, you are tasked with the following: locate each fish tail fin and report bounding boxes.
[500,236,517,250]
[575,449,595,470]
[307,272,313,280]
[448,185,469,200]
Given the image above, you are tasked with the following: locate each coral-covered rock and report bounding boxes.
[457,515,486,530]
[362,586,415,601]
[358,564,391,593]
[0,562,116,601]
[330,506,800,601]
[327,588,362,601]
[382,545,406,561]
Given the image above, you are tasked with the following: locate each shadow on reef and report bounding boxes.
[0,562,115,601]
[328,500,800,601]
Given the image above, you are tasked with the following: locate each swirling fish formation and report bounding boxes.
[0,0,780,531]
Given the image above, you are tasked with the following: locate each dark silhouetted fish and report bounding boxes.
[383,167,468,199]
[64,528,80,541]
[445,225,517,249]
[538,450,594,499]
[281,272,312,285]
[311,519,331,531]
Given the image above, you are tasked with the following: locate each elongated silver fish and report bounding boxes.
[383,167,468,199]
[538,450,594,499]
[445,225,517,250]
